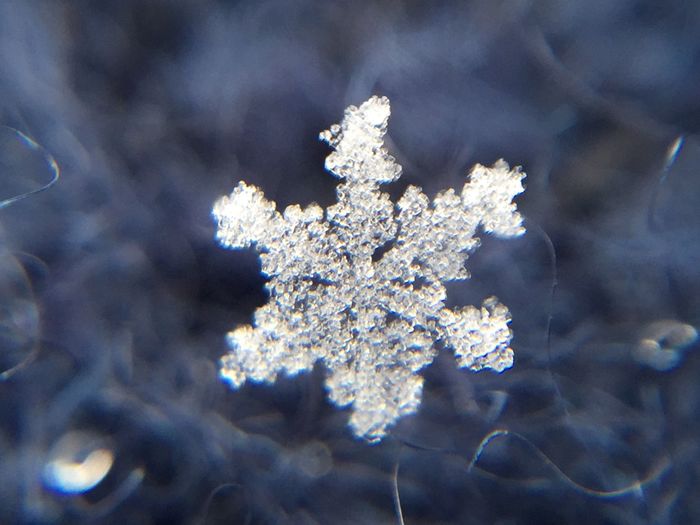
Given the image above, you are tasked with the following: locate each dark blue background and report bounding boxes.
[1,1,699,523]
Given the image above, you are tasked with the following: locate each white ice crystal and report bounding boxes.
[213,96,526,441]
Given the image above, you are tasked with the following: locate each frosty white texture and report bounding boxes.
[213,96,526,441]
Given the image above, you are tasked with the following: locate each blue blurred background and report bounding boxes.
[1,1,699,523]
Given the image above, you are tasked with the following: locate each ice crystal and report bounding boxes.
[213,96,526,441]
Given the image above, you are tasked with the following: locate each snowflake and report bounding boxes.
[213,96,526,442]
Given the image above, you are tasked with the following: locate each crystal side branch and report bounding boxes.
[212,96,526,441]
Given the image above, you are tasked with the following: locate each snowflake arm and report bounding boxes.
[212,182,283,252]
[213,95,526,442]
